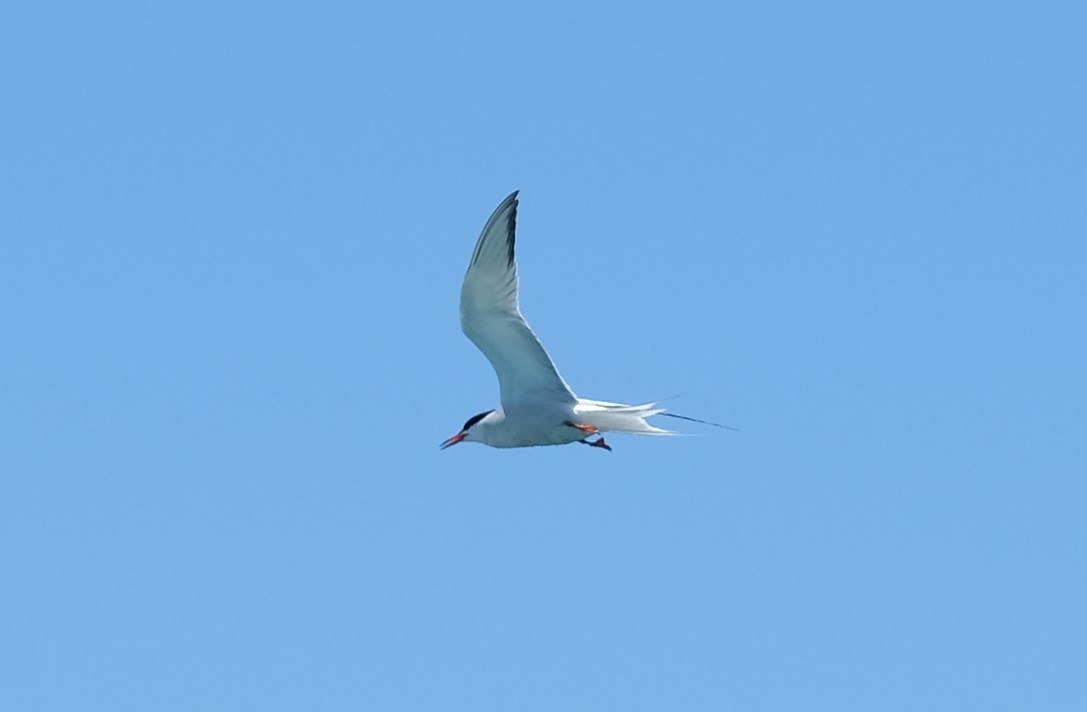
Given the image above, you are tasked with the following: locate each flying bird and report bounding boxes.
[441,191,722,452]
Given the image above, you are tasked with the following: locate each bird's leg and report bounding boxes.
[581,437,612,451]
[564,421,600,435]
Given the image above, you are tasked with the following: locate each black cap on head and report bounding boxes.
[462,409,494,432]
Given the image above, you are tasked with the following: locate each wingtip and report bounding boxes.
[468,191,521,269]
[501,191,518,269]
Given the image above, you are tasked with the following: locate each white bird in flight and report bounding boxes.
[441,191,723,452]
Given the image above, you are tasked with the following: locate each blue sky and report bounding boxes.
[2,1,1085,709]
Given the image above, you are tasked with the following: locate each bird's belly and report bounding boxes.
[488,411,585,448]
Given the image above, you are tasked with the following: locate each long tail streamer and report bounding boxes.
[659,412,739,432]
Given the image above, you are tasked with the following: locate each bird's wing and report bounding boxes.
[459,191,577,407]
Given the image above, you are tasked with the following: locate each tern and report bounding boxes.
[441,191,722,452]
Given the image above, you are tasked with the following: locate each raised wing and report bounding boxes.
[460,191,577,407]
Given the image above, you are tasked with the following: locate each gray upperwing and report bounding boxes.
[459,191,576,407]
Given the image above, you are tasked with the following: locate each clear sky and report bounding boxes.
[2,1,1085,710]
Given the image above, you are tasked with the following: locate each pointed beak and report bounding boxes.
[439,432,467,450]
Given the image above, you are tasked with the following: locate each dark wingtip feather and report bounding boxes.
[469,191,521,269]
[505,192,518,269]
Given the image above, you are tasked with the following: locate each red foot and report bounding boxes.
[588,437,612,451]
[564,421,600,435]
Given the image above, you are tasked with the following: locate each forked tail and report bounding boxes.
[574,399,673,435]
[575,398,734,435]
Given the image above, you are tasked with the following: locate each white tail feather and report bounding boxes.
[574,398,674,436]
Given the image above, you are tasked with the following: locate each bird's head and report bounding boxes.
[440,409,496,450]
